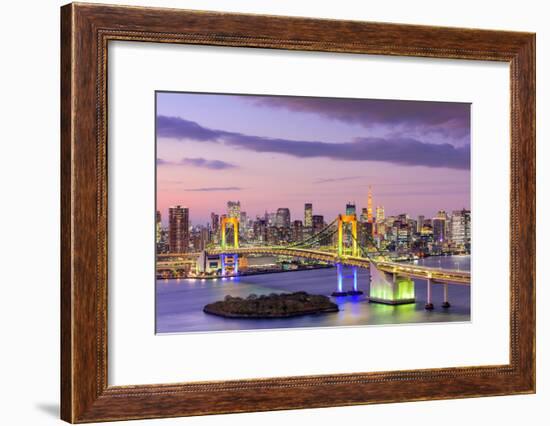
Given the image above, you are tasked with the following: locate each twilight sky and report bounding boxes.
[156,92,470,227]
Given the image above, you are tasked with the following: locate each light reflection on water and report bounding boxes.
[156,256,470,334]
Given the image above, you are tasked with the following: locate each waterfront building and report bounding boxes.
[432,216,446,243]
[168,205,189,253]
[451,209,471,250]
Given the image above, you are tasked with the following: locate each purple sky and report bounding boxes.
[156,92,470,226]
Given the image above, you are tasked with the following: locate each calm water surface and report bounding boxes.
[156,255,470,334]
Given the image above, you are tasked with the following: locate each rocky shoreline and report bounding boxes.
[203,291,339,319]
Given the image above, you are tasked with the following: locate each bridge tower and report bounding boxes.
[220,217,239,249]
[337,214,358,257]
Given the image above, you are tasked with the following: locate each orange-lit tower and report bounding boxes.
[367,186,373,223]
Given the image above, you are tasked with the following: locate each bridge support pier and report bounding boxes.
[331,263,348,297]
[369,262,415,305]
[220,254,239,277]
[347,266,363,296]
[425,278,434,310]
[442,283,451,308]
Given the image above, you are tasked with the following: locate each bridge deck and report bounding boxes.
[157,247,470,285]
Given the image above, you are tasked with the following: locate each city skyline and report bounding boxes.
[157,200,469,229]
[156,92,470,227]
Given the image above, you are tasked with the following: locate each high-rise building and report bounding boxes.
[156,210,162,244]
[375,206,385,223]
[360,208,369,222]
[432,216,446,243]
[292,220,304,242]
[451,209,471,249]
[227,201,241,219]
[367,186,373,223]
[240,211,248,231]
[417,215,425,233]
[312,215,324,233]
[253,218,267,242]
[275,208,291,228]
[168,205,189,253]
[345,202,356,216]
[210,212,219,233]
[304,203,313,228]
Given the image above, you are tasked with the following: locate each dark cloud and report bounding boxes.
[180,157,237,170]
[314,176,363,183]
[157,115,470,170]
[253,97,471,140]
[184,187,242,192]
[156,156,237,170]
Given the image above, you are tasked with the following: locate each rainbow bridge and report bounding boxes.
[158,214,470,309]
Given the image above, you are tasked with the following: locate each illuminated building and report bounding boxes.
[375,206,385,222]
[210,212,219,233]
[367,186,373,223]
[156,210,162,243]
[227,200,241,219]
[240,211,248,231]
[417,215,425,233]
[168,205,189,253]
[304,203,313,228]
[276,208,291,228]
[345,202,356,216]
[360,208,369,222]
[432,216,446,242]
[451,209,471,250]
[292,220,304,242]
[253,218,267,242]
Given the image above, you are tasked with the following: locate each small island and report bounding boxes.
[203,291,339,319]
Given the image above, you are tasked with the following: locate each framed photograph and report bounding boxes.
[61,2,535,423]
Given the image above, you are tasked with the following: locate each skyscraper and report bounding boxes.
[276,208,291,228]
[375,206,385,223]
[432,215,446,243]
[417,215,425,233]
[292,220,304,242]
[345,202,356,216]
[227,201,241,219]
[450,209,471,249]
[312,215,324,233]
[168,205,189,253]
[210,212,219,233]
[156,210,162,244]
[304,203,313,228]
[367,186,373,223]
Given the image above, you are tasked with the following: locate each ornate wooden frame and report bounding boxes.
[60,2,536,423]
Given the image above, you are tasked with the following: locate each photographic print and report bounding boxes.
[155,92,471,334]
